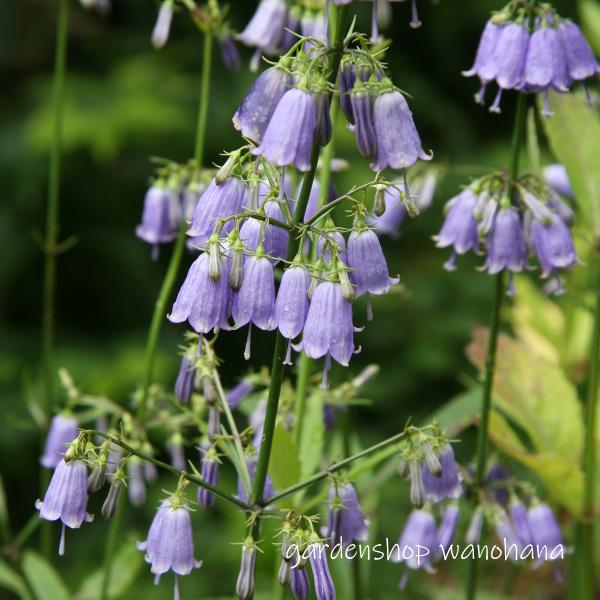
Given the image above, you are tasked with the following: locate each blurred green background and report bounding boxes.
[0,0,594,598]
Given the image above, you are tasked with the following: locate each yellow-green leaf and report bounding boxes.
[268,425,301,504]
[22,551,70,600]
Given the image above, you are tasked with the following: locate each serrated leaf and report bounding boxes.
[0,559,32,600]
[22,551,70,600]
[466,327,583,459]
[268,425,301,504]
[488,411,585,516]
[299,391,325,479]
[540,91,600,237]
[75,542,142,600]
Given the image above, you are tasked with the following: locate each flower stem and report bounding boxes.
[137,31,213,421]
[249,4,348,508]
[263,428,414,506]
[40,0,69,559]
[582,256,600,593]
[100,487,124,600]
[465,92,528,600]
[88,431,249,511]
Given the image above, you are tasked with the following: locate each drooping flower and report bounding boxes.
[488,23,530,113]
[316,231,348,266]
[392,509,437,571]
[482,208,528,294]
[339,60,357,123]
[274,264,311,359]
[136,186,181,259]
[197,451,220,508]
[168,434,186,471]
[421,444,462,502]
[290,566,311,600]
[226,378,254,409]
[435,188,479,270]
[485,463,511,506]
[494,508,522,562]
[347,227,399,298]
[509,498,533,547]
[253,88,317,171]
[127,458,147,507]
[322,483,369,547]
[233,66,290,143]
[263,199,289,261]
[465,507,484,544]
[151,0,174,49]
[232,251,277,359]
[41,414,79,469]
[174,354,195,404]
[301,10,328,50]
[219,35,240,72]
[436,504,460,556]
[237,0,287,54]
[531,213,578,282]
[315,91,333,147]
[557,21,600,83]
[463,19,506,103]
[168,250,231,335]
[36,458,92,555]
[527,502,569,563]
[101,478,123,519]
[523,26,570,95]
[236,539,257,600]
[350,83,377,159]
[237,453,275,504]
[187,177,246,245]
[297,281,356,383]
[544,163,574,199]
[371,80,432,171]
[307,539,336,600]
[137,495,201,596]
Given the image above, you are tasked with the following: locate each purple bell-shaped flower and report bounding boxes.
[40,414,79,469]
[307,539,336,600]
[237,0,287,54]
[136,186,181,259]
[253,87,318,171]
[421,444,462,503]
[321,482,369,547]
[233,66,290,143]
[392,509,436,575]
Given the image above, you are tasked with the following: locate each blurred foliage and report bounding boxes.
[1,0,599,598]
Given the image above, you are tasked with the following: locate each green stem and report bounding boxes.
[263,428,413,506]
[40,0,69,559]
[465,92,528,600]
[582,258,600,593]
[293,77,340,449]
[88,431,249,511]
[137,31,213,421]
[100,490,124,600]
[42,0,68,414]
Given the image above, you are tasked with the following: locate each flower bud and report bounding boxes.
[216,150,241,185]
[337,263,355,303]
[422,442,442,477]
[207,407,221,441]
[465,507,484,544]
[102,480,122,519]
[278,559,291,586]
[308,259,324,301]
[409,460,425,508]
[87,463,106,493]
[373,185,387,217]
[208,238,222,282]
[229,237,245,291]
[236,540,257,600]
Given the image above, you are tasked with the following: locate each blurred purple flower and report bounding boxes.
[41,415,78,469]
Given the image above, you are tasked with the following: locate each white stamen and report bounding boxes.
[58,523,66,556]
[366,293,373,322]
[244,323,253,361]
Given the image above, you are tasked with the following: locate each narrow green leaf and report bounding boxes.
[0,472,12,542]
[428,387,481,437]
[268,425,301,502]
[299,391,325,479]
[75,541,143,600]
[22,551,70,600]
[0,559,32,600]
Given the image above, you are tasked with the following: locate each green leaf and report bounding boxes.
[580,0,600,56]
[22,551,70,600]
[75,541,143,600]
[0,559,32,600]
[268,425,301,504]
[488,411,585,516]
[299,391,325,479]
[540,91,600,237]
[428,386,481,437]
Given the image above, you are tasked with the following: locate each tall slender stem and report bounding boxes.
[42,0,69,414]
[40,0,69,559]
[100,490,124,600]
[465,92,528,600]
[582,257,600,593]
[137,31,213,421]
[249,6,348,507]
